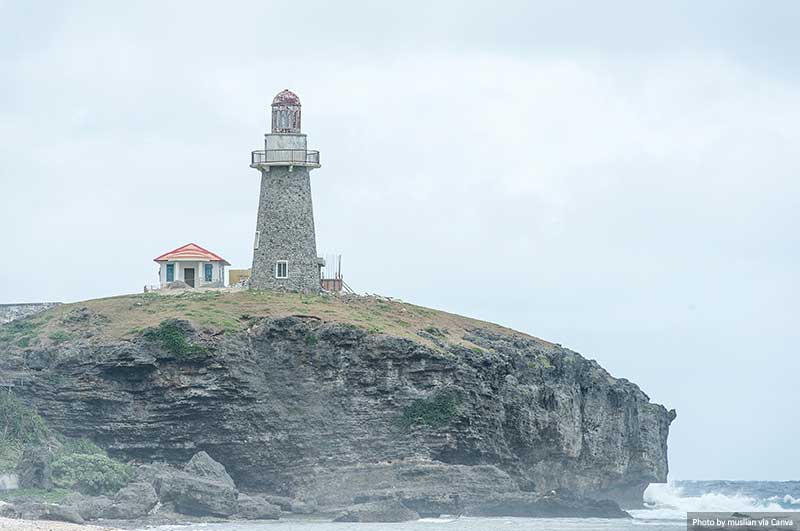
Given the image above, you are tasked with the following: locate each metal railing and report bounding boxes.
[251,149,320,166]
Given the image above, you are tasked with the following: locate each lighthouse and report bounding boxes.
[249,89,323,292]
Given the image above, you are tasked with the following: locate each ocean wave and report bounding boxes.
[767,494,800,506]
[631,482,791,521]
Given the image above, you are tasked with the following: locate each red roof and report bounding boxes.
[154,243,230,265]
[272,89,301,106]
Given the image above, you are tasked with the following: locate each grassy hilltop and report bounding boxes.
[0,289,550,354]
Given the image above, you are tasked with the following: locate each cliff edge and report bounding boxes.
[0,290,675,513]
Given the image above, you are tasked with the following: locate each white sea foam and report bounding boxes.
[769,494,800,506]
[631,483,789,521]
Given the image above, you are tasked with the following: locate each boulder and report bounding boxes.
[0,473,18,491]
[184,451,235,488]
[236,493,281,520]
[11,501,85,525]
[61,492,113,520]
[41,503,87,525]
[112,481,158,518]
[146,455,238,518]
[463,491,630,518]
[334,499,420,523]
[16,447,52,490]
[260,495,293,511]
[291,499,318,514]
[160,472,238,517]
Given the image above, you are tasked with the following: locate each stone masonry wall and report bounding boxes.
[250,166,320,292]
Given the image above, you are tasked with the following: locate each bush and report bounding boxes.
[397,389,461,430]
[48,330,72,345]
[0,393,50,445]
[0,393,52,474]
[56,438,105,459]
[143,320,205,356]
[52,453,134,495]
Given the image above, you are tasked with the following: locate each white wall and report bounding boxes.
[156,260,226,287]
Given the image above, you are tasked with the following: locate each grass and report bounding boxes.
[0,488,72,503]
[0,289,552,353]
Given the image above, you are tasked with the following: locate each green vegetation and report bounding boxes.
[424,326,449,338]
[0,392,52,473]
[305,332,318,346]
[56,437,105,458]
[52,453,134,495]
[0,290,547,355]
[397,389,462,430]
[0,318,45,348]
[143,320,207,356]
[48,330,72,345]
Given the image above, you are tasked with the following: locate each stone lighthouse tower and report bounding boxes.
[249,89,322,292]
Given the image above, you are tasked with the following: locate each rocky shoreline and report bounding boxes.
[0,294,675,525]
[0,451,631,526]
[0,516,120,531]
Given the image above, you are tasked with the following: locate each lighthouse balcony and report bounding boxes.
[251,149,320,169]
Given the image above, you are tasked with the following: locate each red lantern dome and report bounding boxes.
[272,89,301,106]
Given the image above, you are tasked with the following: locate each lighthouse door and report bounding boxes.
[184,268,195,288]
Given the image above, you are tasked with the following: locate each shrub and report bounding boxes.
[0,393,50,445]
[397,389,461,430]
[423,327,448,338]
[143,320,205,356]
[51,453,134,495]
[48,330,71,345]
[0,393,52,473]
[56,438,105,459]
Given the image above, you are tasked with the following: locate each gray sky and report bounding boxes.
[1,1,798,481]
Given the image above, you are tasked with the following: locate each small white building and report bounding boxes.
[154,243,230,288]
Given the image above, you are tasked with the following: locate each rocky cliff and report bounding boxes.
[0,291,675,512]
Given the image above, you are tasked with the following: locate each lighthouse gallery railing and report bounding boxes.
[251,149,320,166]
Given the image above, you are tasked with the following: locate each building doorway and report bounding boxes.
[184,268,195,287]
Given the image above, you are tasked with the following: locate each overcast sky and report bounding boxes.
[1,1,798,481]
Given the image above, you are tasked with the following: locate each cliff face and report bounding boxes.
[0,294,674,509]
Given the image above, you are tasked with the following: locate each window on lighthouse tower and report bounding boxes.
[275,261,288,279]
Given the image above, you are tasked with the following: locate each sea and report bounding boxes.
[145,481,800,531]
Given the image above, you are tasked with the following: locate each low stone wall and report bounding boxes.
[0,473,18,491]
[0,303,61,325]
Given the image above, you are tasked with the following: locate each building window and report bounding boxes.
[204,263,213,282]
[275,261,288,279]
[166,263,175,282]
[254,231,260,250]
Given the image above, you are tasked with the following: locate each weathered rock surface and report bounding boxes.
[333,499,420,523]
[5,501,86,525]
[142,454,238,517]
[3,314,675,511]
[185,451,235,488]
[16,447,52,490]
[112,481,158,518]
[464,490,631,518]
[236,493,281,520]
[62,492,114,521]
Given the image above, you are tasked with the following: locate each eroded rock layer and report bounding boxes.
[2,315,674,509]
